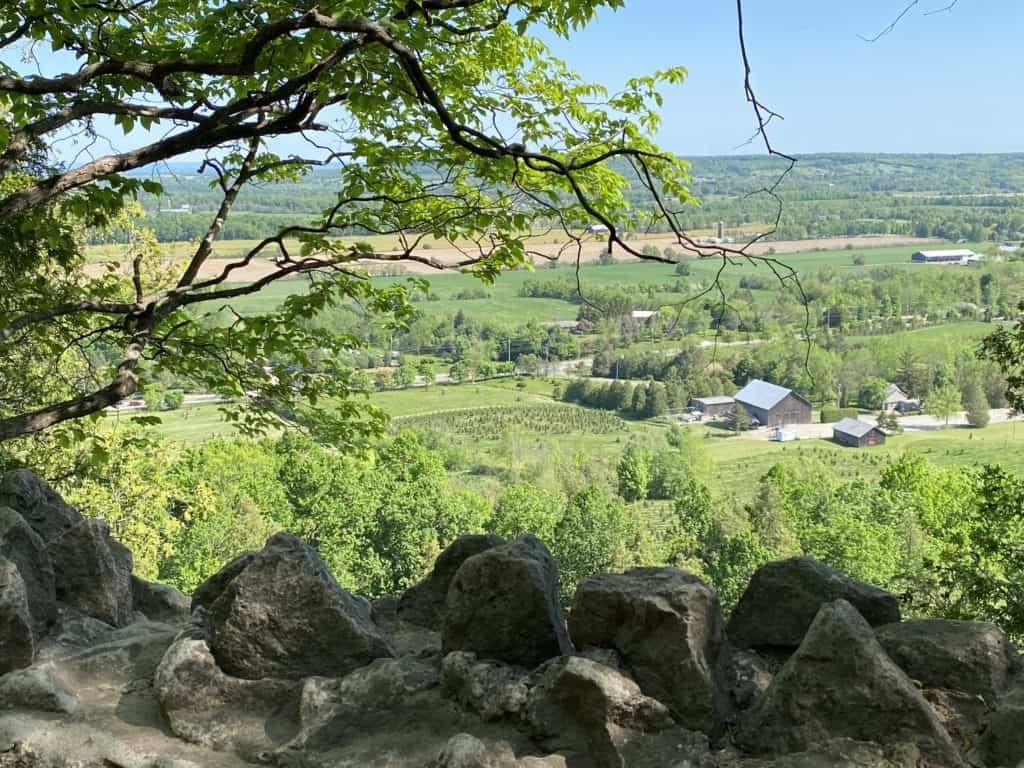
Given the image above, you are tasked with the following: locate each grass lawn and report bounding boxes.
[106,403,244,444]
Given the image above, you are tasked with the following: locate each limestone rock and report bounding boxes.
[47,519,133,627]
[399,534,505,630]
[206,533,392,680]
[0,664,78,714]
[875,619,1017,699]
[0,470,82,544]
[0,557,33,675]
[526,655,675,768]
[155,636,301,756]
[0,507,55,638]
[288,655,442,750]
[568,567,729,733]
[429,734,517,768]
[132,576,190,624]
[442,651,532,722]
[726,557,901,651]
[190,551,254,612]
[736,600,961,766]
[443,535,570,668]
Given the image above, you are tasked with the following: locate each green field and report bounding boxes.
[219,240,990,323]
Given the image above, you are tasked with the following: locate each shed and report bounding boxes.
[690,395,735,420]
[911,249,979,264]
[734,379,813,428]
[833,418,886,448]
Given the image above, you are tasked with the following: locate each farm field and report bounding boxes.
[132,376,1024,502]
[210,239,991,322]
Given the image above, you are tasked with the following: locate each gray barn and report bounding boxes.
[734,380,812,428]
[690,395,735,420]
[833,418,886,448]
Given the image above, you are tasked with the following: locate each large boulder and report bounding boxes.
[735,600,961,766]
[568,567,729,734]
[443,535,571,668]
[190,550,254,612]
[975,678,1024,767]
[0,664,78,714]
[0,557,34,674]
[441,651,532,722]
[132,576,190,624]
[399,534,506,630]
[206,533,392,680]
[0,470,82,544]
[428,734,518,768]
[875,619,1018,700]
[726,557,901,651]
[155,636,302,756]
[0,506,55,637]
[285,656,442,751]
[46,518,133,627]
[526,655,676,768]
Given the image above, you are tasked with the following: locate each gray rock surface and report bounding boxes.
[155,636,302,756]
[875,619,1017,699]
[206,533,392,680]
[443,535,571,668]
[0,507,55,638]
[526,655,675,768]
[727,556,901,651]
[736,600,961,766]
[0,665,78,714]
[442,651,532,722]
[47,519,134,627]
[568,566,729,733]
[190,551,254,613]
[132,576,190,624]
[428,734,517,768]
[0,470,82,544]
[400,534,506,630]
[286,655,442,750]
[974,677,1024,767]
[0,558,33,675]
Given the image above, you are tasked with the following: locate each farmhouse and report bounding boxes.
[881,383,913,411]
[911,249,980,265]
[833,418,886,448]
[690,395,735,420]
[734,379,812,428]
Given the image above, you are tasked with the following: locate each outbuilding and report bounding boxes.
[911,249,979,264]
[690,395,735,420]
[734,379,813,428]
[833,418,886,448]
[881,383,913,412]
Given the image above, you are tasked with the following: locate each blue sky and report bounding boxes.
[544,0,1024,155]
[14,1,1023,160]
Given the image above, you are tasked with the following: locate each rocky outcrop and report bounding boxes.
[400,534,506,630]
[132,576,191,624]
[736,599,962,766]
[0,557,34,674]
[442,651,532,722]
[525,655,676,768]
[0,506,55,638]
[876,619,1018,700]
[0,470,82,544]
[0,664,78,714]
[190,551,254,612]
[206,533,392,680]
[47,518,134,627]
[727,556,901,651]
[428,734,517,768]
[443,535,571,668]
[155,636,302,755]
[568,566,729,734]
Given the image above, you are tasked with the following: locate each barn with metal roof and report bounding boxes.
[832,417,886,448]
[734,379,812,427]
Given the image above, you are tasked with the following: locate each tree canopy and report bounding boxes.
[0,0,713,445]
